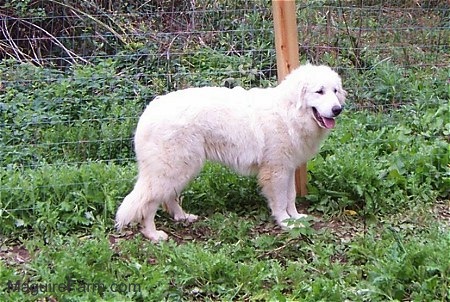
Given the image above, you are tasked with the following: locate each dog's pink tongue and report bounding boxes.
[323,117,335,129]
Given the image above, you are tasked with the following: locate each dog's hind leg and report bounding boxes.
[140,187,198,242]
[140,200,169,242]
[163,198,198,222]
[116,178,168,242]
[141,154,203,240]
[160,161,202,223]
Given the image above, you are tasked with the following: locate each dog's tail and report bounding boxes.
[115,184,149,230]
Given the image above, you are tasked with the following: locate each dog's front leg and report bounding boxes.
[285,169,297,218]
[259,167,307,228]
[258,166,293,228]
[285,169,307,220]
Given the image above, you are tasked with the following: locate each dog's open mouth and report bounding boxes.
[312,107,336,129]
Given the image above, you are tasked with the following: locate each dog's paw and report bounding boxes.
[141,229,169,242]
[174,213,198,223]
[289,213,308,220]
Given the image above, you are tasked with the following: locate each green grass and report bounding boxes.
[1,102,448,301]
[1,204,448,301]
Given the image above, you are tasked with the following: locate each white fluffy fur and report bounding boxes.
[116,64,346,242]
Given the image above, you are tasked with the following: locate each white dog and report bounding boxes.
[116,64,346,242]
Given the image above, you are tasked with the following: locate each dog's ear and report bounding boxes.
[336,87,347,105]
[295,83,308,110]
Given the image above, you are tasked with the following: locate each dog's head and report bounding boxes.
[282,64,347,129]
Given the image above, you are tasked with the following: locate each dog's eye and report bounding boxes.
[316,89,324,95]
[334,88,338,93]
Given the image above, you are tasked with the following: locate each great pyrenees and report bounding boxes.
[116,64,346,242]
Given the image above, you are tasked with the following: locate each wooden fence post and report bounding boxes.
[272,0,308,196]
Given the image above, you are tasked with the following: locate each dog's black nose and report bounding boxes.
[332,105,343,116]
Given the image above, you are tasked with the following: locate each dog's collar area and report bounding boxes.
[312,107,336,129]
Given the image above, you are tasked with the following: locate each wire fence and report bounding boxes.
[0,0,448,232]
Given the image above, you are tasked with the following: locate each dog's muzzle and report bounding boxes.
[312,105,343,129]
